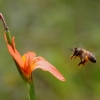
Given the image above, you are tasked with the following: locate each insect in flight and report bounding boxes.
[69,47,96,66]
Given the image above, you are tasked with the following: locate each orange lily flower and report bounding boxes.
[4,33,65,82]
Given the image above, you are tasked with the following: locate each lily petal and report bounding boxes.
[33,57,65,81]
[4,33,24,68]
[11,37,21,57]
[24,52,36,66]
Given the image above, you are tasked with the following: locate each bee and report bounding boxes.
[69,47,96,66]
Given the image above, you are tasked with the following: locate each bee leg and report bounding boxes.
[70,55,76,59]
[70,55,74,59]
[78,61,83,66]
[78,60,86,66]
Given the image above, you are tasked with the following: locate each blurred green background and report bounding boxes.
[0,0,100,100]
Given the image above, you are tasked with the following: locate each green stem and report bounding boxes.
[28,80,36,100]
[0,13,8,31]
[5,30,12,45]
[0,13,12,44]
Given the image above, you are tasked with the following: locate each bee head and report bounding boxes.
[73,47,81,56]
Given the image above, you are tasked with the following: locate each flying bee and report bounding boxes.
[69,47,96,66]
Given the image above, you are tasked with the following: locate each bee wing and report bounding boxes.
[68,48,73,51]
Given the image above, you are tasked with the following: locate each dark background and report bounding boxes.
[0,0,100,100]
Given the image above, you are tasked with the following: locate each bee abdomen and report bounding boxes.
[88,53,96,63]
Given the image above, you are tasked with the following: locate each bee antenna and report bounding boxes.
[68,48,73,51]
